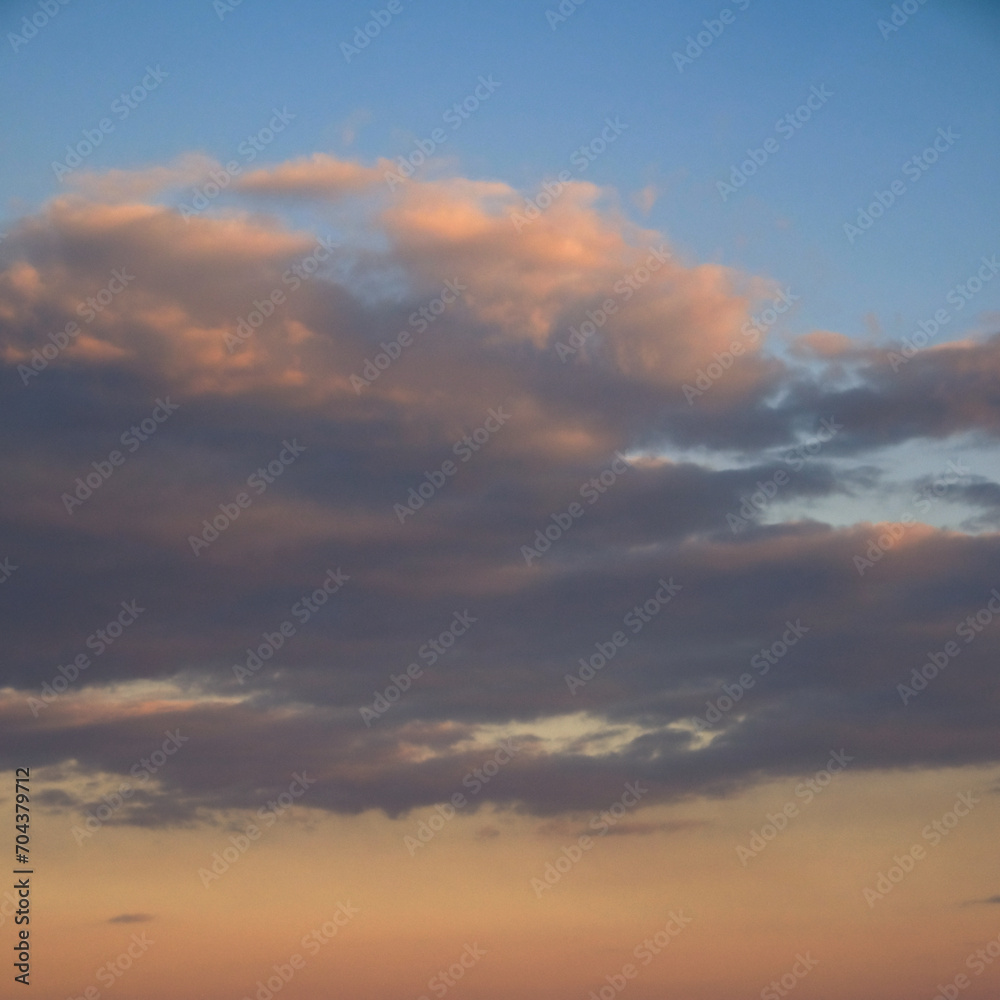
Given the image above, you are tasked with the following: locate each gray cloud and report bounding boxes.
[1,168,998,824]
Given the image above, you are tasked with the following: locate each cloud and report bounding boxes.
[64,153,221,202]
[235,152,386,198]
[108,913,154,923]
[0,154,999,824]
[27,788,81,813]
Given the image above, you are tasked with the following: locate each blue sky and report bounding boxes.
[7,5,1000,997]
[4,0,999,345]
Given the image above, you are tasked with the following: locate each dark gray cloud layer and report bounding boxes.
[1,177,999,824]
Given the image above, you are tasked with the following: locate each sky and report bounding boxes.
[2,1,1000,998]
